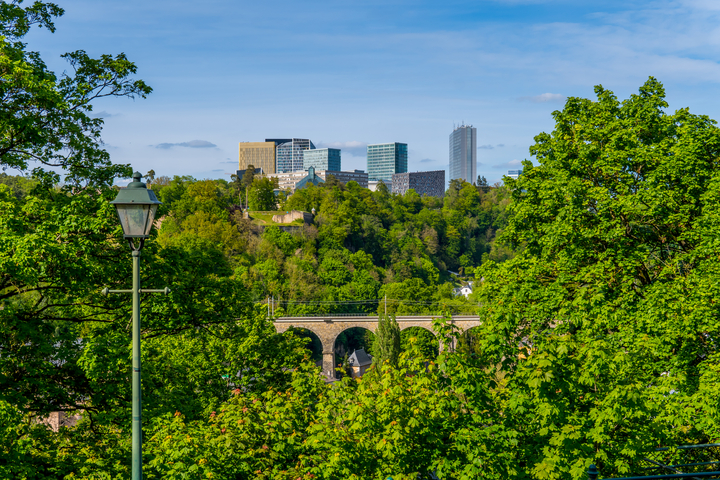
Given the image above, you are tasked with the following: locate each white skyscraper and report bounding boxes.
[449,124,477,183]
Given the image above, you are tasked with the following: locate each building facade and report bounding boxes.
[449,125,477,183]
[507,169,522,180]
[392,170,445,197]
[276,138,316,173]
[322,170,368,188]
[303,148,341,171]
[238,141,277,175]
[268,169,368,192]
[367,142,408,183]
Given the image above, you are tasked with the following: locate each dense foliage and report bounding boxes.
[129,77,720,480]
[3,2,718,477]
[151,174,510,319]
[469,77,720,478]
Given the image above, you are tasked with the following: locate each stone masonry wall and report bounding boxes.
[272,210,313,224]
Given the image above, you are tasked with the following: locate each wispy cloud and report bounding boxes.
[493,159,523,169]
[420,158,435,163]
[154,140,217,149]
[519,93,565,103]
[479,144,494,150]
[316,141,367,157]
[90,110,117,118]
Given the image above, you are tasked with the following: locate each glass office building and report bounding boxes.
[449,125,477,183]
[367,142,408,183]
[303,148,341,171]
[276,138,316,173]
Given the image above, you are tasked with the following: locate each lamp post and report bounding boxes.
[102,171,169,480]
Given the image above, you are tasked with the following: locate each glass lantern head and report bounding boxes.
[110,172,162,238]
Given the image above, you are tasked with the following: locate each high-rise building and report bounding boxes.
[303,148,341,171]
[238,141,277,175]
[367,142,408,183]
[276,138,316,172]
[449,124,477,183]
[392,170,445,197]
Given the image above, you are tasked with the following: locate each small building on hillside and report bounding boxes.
[348,348,373,378]
[453,285,473,298]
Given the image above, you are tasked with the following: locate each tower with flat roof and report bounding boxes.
[276,138,316,172]
[367,142,407,183]
[303,148,341,171]
[238,141,276,174]
[449,124,477,183]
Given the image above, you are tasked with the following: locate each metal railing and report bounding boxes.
[589,444,720,479]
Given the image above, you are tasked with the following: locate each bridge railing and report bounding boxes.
[261,297,481,319]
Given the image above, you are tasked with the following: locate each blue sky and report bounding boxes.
[21,0,720,184]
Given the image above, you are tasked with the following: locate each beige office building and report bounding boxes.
[239,142,276,174]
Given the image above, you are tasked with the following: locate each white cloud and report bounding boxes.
[154,140,217,149]
[316,140,367,156]
[520,93,565,103]
[682,0,720,11]
[493,159,523,169]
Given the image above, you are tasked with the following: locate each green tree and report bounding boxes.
[248,176,278,211]
[400,326,438,359]
[241,163,256,188]
[0,1,151,187]
[371,314,400,368]
[472,77,720,478]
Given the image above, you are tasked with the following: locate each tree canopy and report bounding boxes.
[470,77,720,478]
[2,10,709,477]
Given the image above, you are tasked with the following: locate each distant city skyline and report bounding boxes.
[15,0,720,186]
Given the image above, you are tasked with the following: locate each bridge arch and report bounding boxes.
[273,316,480,379]
[332,326,376,378]
[400,326,439,358]
[286,327,323,366]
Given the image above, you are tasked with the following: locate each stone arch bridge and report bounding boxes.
[273,315,480,379]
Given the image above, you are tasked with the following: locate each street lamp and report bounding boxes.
[103,171,169,480]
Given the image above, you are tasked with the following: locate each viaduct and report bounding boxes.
[273,315,480,379]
